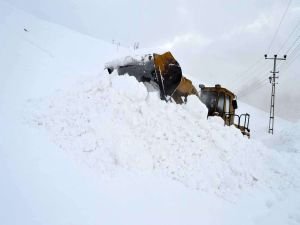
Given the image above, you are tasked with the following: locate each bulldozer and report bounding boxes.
[199,84,250,137]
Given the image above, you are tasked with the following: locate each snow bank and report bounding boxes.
[25,72,293,198]
[267,121,300,153]
[105,54,153,69]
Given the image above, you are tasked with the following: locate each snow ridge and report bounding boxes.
[25,72,293,198]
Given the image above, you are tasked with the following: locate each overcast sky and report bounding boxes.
[3,0,300,121]
[3,0,298,47]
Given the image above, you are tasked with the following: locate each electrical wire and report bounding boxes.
[285,35,300,55]
[238,79,269,99]
[237,78,266,96]
[232,64,270,92]
[266,0,293,54]
[228,58,263,89]
[223,1,294,98]
[238,77,269,98]
[280,50,300,72]
[287,40,300,57]
[229,1,295,102]
[278,41,300,70]
[236,72,270,96]
[230,59,267,88]
[278,20,300,54]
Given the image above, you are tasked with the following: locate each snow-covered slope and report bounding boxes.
[0,0,131,106]
[25,72,293,197]
[1,2,300,225]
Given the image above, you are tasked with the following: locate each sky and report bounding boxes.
[2,0,300,121]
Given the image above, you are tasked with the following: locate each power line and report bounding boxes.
[236,69,270,97]
[237,75,268,93]
[233,64,270,93]
[238,81,266,98]
[287,40,300,57]
[228,0,293,102]
[231,60,267,88]
[238,83,268,99]
[280,50,300,72]
[285,35,300,54]
[230,1,293,94]
[233,69,269,94]
[233,57,263,77]
[266,0,293,54]
[292,40,300,52]
[278,20,300,54]
[229,58,264,87]
[278,41,300,70]
[238,78,269,98]
[232,28,295,90]
[286,52,300,68]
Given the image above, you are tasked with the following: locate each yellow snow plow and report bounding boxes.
[199,84,250,137]
[105,52,250,137]
[105,51,199,103]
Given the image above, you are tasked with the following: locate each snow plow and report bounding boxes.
[105,52,250,137]
[105,51,199,104]
[199,84,250,137]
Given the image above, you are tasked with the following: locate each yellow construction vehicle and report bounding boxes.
[105,52,250,137]
[199,84,250,137]
[105,51,199,103]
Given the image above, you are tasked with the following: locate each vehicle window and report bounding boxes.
[201,91,217,111]
[217,93,225,113]
[225,95,230,113]
[200,91,209,105]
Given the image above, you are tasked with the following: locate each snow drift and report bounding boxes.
[25,72,293,198]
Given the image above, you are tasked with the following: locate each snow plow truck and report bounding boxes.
[105,51,250,137]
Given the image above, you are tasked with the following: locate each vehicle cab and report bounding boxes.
[199,84,250,137]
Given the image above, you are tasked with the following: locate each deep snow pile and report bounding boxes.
[25,72,294,197]
[264,121,300,153]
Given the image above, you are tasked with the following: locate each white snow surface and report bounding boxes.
[26,72,294,198]
[1,2,300,225]
[104,55,149,69]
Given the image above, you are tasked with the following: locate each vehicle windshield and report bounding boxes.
[225,95,230,113]
[201,91,217,112]
[217,93,225,113]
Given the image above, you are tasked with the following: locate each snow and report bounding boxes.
[270,121,300,153]
[105,55,151,70]
[25,72,294,199]
[1,2,300,225]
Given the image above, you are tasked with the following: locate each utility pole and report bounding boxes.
[264,54,286,134]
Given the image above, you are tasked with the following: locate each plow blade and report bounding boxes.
[153,52,183,99]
